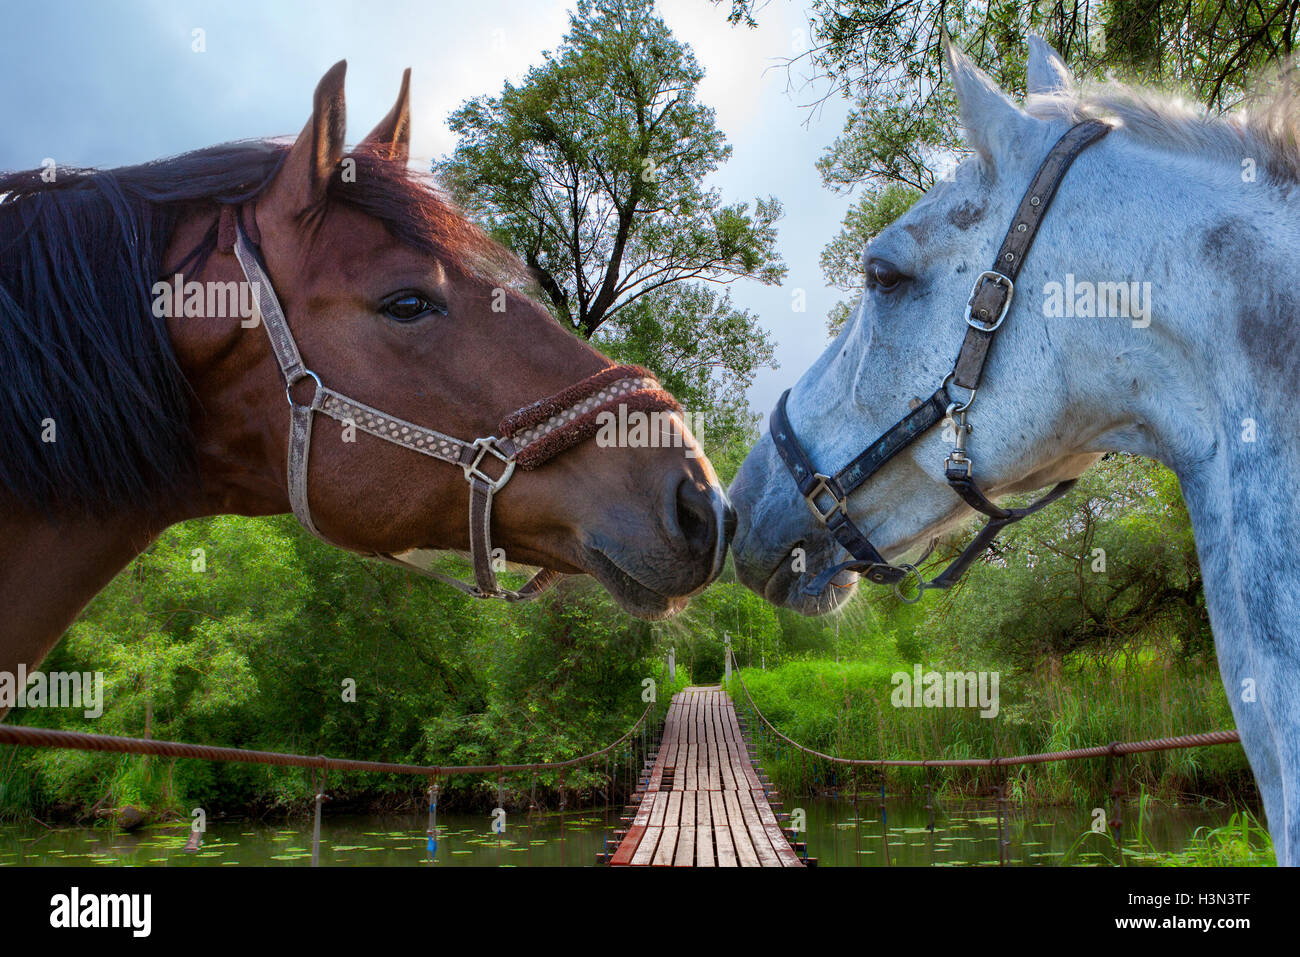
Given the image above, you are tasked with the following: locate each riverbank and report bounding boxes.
[726,656,1251,806]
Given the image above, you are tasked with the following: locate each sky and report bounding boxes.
[0,0,857,424]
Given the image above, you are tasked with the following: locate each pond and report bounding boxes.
[796,796,1239,866]
[0,797,1246,866]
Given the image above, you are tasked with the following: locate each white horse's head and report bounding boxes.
[731,35,1265,613]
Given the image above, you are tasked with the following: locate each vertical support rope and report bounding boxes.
[426,775,440,864]
[558,770,567,868]
[527,772,537,867]
[496,773,506,867]
[994,761,1009,867]
[604,753,612,864]
[311,757,328,868]
[853,765,861,867]
[925,765,936,867]
[1108,743,1125,866]
[879,767,890,867]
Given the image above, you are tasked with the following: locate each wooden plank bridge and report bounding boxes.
[608,687,803,867]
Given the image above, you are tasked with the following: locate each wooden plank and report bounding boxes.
[754,789,803,866]
[648,791,668,828]
[711,791,737,867]
[738,787,781,867]
[696,791,715,867]
[723,790,760,867]
[652,825,679,866]
[631,826,661,866]
[674,826,695,867]
[664,789,682,827]
[706,699,722,791]
[609,824,645,866]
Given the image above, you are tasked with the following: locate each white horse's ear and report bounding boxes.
[944,38,1029,164]
[1026,34,1074,97]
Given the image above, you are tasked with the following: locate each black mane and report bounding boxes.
[0,142,284,517]
[0,139,521,518]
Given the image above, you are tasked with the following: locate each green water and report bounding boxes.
[799,797,1236,867]
[0,809,615,867]
[0,797,1241,866]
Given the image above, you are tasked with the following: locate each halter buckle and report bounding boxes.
[285,369,322,409]
[803,473,847,525]
[964,271,1015,332]
[464,437,516,493]
[892,564,927,604]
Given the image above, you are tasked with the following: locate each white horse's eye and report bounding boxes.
[866,258,908,292]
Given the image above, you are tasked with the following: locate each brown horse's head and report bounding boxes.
[168,62,730,618]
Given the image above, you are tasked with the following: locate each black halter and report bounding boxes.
[771,120,1112,602]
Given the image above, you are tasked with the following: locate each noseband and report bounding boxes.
[225,212,680,600]
[770,120,1111,602]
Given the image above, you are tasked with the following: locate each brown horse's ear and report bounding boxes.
[360,68,411,164]
[270,60,348,215]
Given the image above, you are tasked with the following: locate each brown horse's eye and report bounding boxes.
[382,293,443,322]
[865,258,908,293]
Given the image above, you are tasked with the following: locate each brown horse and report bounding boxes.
[0,62,730,700]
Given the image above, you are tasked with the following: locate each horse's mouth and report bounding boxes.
[395,543,688,619]
[741,539,857,616]
[581,546,690,621]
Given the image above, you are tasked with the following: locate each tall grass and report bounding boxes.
[728,654,1250,806]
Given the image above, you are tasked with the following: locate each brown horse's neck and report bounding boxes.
[0,506,168,718]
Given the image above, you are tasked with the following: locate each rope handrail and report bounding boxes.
[0,700,653,777]
[726,650,1240,767]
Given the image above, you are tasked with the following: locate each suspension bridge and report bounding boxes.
[608,686,802,867]
[0,649,1244,867]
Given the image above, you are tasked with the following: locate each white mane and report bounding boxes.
[1027,70,1300,184]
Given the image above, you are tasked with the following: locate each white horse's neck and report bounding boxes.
[1077,139,1300,859]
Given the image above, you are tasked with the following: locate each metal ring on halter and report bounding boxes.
[892,563,926,604]
[285,369,322,409]
[463,436,517,493]
[941,372,976,414]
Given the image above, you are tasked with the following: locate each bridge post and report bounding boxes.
[724,634,732,682]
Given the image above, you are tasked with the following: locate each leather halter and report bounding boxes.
[771,120,1112,602]
[225,212,680,600]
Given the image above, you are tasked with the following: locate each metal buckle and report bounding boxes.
[803,473,846,525]
[944,404,972,476]
[285,369,322,409]
[892,564,926,604]
[463,437,516,493]
[964,271,1014,332]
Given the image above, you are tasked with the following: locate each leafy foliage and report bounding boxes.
[439,0,785,340]
[594,282,776,478]
[714,1,1300,332]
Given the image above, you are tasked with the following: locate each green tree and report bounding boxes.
[593,282,776,478]
[718,1,1300,331]
[439,0,785,340]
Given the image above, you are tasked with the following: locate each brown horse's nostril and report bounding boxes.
[670,476,719,561]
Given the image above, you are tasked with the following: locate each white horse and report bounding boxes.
[730,35,1300,865]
